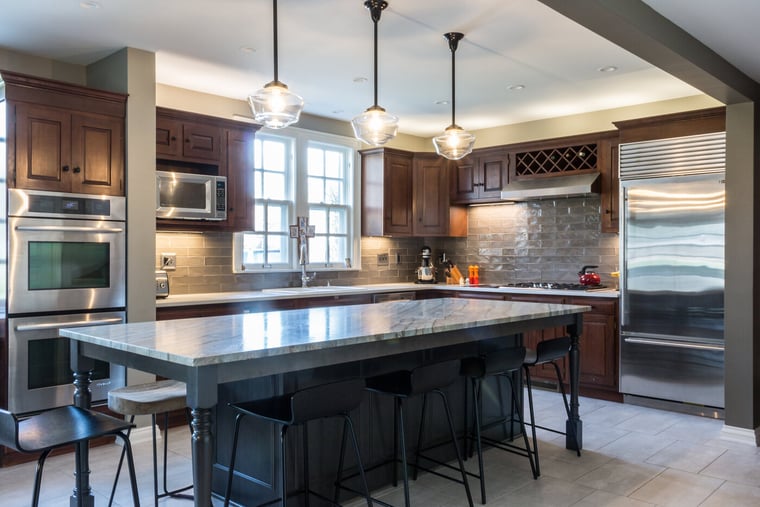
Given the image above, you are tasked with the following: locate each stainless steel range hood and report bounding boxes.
[500,172,600,201]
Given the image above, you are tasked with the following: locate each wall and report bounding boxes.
[158,195,616,293]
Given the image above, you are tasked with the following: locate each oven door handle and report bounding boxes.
[15,317,125,332]
[14,225,124,233]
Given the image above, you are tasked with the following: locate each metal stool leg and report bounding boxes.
[303,422,311,507]
[523,365,541,476]
[471,378,486,504]
[435,388,474,507]
[411,393,429,481]
[115,432,142,507]
[551,361,582,457]
[504,373,538,479]
[280,425,289,507]
[31,449,52,507]
[224,412,246,507]
[108,414,135,507]
[345,415,374,507]
[397,398,411,507]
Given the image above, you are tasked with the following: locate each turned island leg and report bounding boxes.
[70,342,96,507]
[566,318,583,451]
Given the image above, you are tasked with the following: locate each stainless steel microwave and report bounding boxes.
[156,170,227,220]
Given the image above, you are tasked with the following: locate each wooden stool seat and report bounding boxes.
[108,379,187,415]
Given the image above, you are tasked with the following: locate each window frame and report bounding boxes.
[233,127,362,274]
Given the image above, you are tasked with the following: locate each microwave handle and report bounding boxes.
[15,225,124,233]
[15,317,124,332]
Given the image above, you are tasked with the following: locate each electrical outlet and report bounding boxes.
[377,253,389,266]
[161,252,177,271]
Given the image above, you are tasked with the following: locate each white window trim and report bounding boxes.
[233,127,362,274]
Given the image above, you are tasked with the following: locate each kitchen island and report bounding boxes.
[62,298,588,507]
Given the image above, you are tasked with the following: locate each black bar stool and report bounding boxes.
[523,335,581,476]
[224,377,372,507]
[0,405,140,507]
[364,359,473,507]
[460,346,538,504]
[107,379,193,507]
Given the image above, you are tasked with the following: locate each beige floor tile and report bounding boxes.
[629,468,724,506]
[645,439,726,473]
[699,480,760,507]
[699,449,760,487]
[574,458,664,496]
[571,490,655,506]
[597,431,677,463]
[493,474,595,506]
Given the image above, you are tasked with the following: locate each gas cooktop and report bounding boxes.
[499,282,608,291]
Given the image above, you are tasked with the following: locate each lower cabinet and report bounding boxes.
[458,291,620,399]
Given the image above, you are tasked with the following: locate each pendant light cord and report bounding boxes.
[444,32,463,127]
[272,0,279,83]
[366,1,386,108]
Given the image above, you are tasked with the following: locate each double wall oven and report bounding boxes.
[7,189,127,414]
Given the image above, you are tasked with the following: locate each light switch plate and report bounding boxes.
[161,252,177,271]
[377,253,389,266]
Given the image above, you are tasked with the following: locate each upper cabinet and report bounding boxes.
[361,147,466,237]
[4,71,127,196]
[450,147,509,204]
[155,107,259,232]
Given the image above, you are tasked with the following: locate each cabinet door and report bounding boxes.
[383,151,414,235]
[156,116,181,158]
[14,103,72,192]
[479,151,509,199]
[70,112,124,196]
[600,137,620,233]
[570,297,617,389]
[450,155,479,202]
[182,122,222,162]
[225,127,255,231]
[412,155,448,236]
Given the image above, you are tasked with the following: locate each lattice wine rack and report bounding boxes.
[515,143,598,177]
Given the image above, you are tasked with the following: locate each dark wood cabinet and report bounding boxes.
[360,147,466,237]
[599,135,620,233]
[450,147,509,204]
[155,108,258,232]
[457,290,620,399]
[4,72,126,196]
[156,114,222,164]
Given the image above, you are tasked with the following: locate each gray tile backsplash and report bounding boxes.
[156,195,618,294]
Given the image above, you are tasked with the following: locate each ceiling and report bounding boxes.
[0,0,756,138]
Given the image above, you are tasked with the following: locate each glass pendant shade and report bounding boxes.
[248,80,304,130]
[433,124,476,160]
[351,105,399,146]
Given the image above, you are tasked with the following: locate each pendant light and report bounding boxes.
[433,32,475,160]
[351,0,399,146]
[248,0,304,129]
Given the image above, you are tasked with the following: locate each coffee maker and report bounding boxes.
[416,246,436,283]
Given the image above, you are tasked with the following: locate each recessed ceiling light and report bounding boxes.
[239,46,256,54]
[508,84,525,91]
[79,1,101,8]
[598,65,618,73]
[435,99,450,106]
[353,77,368,84]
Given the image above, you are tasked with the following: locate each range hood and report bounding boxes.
[500,172,600,201]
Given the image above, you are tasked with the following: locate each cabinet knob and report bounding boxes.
[171,136,177,141]
[73,166,81,174]
[605,209,611,214]
[62,165,70,172]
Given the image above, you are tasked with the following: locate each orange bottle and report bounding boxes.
[472,265,480,285]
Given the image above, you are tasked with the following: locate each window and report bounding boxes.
[233,128,360,273]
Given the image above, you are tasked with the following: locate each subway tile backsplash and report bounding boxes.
[157,195,618,295]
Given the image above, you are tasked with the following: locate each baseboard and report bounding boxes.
[720,424,760,446]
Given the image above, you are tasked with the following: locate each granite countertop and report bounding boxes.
[63,298,590,367]
[156,282,619,307]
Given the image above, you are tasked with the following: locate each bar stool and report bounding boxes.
[460,346,538,504]
[107,379,192,507]
[364,359,473,507]
[224,378,372,507]
[0,405,140,507]
[523,335,581,476]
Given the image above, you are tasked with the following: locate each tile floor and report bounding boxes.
[3,389,759,506]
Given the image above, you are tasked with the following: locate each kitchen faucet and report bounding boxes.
[293,216,316,287]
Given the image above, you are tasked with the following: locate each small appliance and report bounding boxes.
[156,170,227,221]
[578,265,601,286]
[416,246,436,283]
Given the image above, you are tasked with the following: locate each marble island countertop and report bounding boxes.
[64,298,590,368]
[157,282,618,307]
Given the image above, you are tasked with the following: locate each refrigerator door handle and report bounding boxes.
[623,336,725,352]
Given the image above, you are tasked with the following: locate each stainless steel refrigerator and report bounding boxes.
[619,132,725,409]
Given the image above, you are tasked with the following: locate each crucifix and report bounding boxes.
[290,216,316,287]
